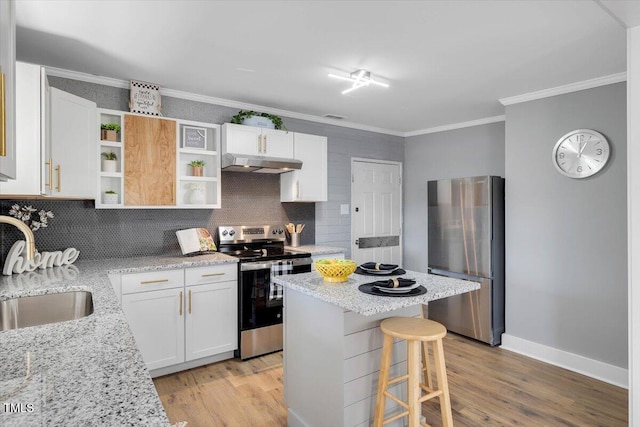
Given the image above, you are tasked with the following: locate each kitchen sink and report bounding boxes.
[0,291,94,331]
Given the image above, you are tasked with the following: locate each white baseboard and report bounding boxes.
[501,334,628,388]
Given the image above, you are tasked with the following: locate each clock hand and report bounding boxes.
[578,141,588,158]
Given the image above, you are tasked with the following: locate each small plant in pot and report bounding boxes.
[101,151,118,173]
[100,123,121,142]
[188,160,205,177]
[231,110,286,131]
[102,190,119,205]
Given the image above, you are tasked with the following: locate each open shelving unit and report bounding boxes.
[95,110,221,209]
[97,109,124,207]
[176,119,220,208]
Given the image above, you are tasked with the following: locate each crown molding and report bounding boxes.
[499,72,627,106]
[404,115,505,137]
[44,66,404,137]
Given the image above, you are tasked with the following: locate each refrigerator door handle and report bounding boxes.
[428,268,491,282]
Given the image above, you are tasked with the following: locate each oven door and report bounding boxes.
[237,257,311,359]
[239,257,311,332]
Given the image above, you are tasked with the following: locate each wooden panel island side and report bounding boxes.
[272,270,480,427]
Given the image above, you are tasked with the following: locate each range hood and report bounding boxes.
[221,153,302,174]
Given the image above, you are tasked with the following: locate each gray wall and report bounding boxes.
[403,122,505,272]
[0,76,401,260]
[505,82,627,368]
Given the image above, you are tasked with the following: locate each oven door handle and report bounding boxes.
[240,257,311,272]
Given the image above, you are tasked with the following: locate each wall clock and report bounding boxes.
[552,129,610,179]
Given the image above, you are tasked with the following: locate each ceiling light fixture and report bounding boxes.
[328,69,389,95]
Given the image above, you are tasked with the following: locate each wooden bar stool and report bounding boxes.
[374,317,453,427]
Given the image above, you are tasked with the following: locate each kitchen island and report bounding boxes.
[273,270,480,427]
[0,252,237,427]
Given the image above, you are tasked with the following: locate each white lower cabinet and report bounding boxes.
[185,281,237,361]
[119,263,238,375]
[122,288,185,371]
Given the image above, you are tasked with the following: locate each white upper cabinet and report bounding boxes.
[47,87,97,198]
[222,123,293,158]
[0,61,44,195]
[0,63,96,198]
[280,132,328,202]
[0,0,16,181]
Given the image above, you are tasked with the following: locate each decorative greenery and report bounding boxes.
[101,123,121,132]
[101,151,117,160]
[104,190,117,194]
[8,204,54,232]
[188,160,205,167]
[231,110,286,131]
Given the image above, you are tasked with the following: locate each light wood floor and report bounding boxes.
[153,334,627,427]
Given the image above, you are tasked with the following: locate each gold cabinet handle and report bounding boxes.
[257,135,262,154]
[55,165,61,192]
[179,291,183,316]
[264,134,267,153]
[296,181,300,199]
[188,290,192,314]
[140,279,169,285]
[201,272,224,278]
[0,69,5,157]
[45,158,53,190]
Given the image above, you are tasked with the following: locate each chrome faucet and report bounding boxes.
[0,216,36,260]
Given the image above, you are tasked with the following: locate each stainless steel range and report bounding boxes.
[217,225,312,360]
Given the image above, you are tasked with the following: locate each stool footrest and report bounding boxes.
[383,410,410,425]
[387,374,409,386]
[418,388,443,403]
[384,391,409,410]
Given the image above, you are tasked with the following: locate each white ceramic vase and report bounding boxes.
[102,193,119,204]
[102,159,117,173]
[189,189,206,205]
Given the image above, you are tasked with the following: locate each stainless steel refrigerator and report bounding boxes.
[427,176,505,346]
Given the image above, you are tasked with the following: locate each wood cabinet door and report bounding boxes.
[122,288,185,370]
[124,114,176,205]
[185,281,238,361]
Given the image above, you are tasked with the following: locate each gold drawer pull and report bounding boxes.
[201,273,224,278]
[188,290,192,314]
[140,279,169,285]
[55,165,61,192]
[179,291,183,316]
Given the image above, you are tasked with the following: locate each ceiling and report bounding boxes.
[14,1,637,135]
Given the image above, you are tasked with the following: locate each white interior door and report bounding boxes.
[351,159,402,265]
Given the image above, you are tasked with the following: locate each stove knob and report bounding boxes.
[222,230,228,236]
[229,230,235,236]
[278,229,284,234]
[272,230,277,235]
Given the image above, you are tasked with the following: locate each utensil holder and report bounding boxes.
[290,232,300,247]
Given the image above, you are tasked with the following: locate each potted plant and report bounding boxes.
[231,110,286,131]
[102,190,119,204]
[188,160,205,176]
[101,123,121,141]
[101,151,118,173]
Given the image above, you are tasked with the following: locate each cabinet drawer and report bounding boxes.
[185,263,237,286]
[121,269,184,294]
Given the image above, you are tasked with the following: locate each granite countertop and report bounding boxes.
[273,269,480,316]
[0,252,237,427]
[285,245,345,255]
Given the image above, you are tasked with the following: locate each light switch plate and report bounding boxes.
[340,204,349,215]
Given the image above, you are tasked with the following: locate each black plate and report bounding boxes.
[355,267,406,276]
[358,283,427,297]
